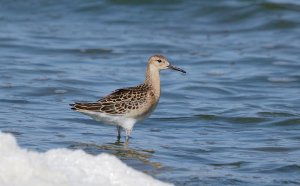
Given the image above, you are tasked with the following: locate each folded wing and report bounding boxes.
[70,84,150,115]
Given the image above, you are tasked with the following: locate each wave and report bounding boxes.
[0,132,171,186]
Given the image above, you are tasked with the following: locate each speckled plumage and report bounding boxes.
[71,84,155,117]
[70,55,186,141]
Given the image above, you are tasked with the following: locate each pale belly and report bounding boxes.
[78,110,137,130]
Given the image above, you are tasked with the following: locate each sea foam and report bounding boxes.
[0,132,171,186]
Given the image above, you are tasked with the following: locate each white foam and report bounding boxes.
[207,69,225,76]
[272,61,290,66]
[0,132,171,186]
[267,0,300,5]
[267,77,297,83]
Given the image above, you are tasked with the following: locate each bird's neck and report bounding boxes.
[145,64,160,99]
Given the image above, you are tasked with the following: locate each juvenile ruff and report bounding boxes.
[70,55,186,141]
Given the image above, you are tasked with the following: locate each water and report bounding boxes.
[1,0,300,185]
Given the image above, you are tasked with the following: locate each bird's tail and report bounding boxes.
[69,102,101,111]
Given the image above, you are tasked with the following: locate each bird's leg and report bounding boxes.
[125,129,132,142]
[117,126,122,141]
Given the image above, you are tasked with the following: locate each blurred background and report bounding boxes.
[0,0,300,185]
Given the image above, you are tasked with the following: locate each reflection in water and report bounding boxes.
[69,141,162,169]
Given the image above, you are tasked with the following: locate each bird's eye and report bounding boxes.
[157,59,162,63]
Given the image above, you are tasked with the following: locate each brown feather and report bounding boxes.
[71,84,151,115]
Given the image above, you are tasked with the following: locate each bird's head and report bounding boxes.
[148,55,186,73]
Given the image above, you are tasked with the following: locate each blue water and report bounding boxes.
[1,0,300,185]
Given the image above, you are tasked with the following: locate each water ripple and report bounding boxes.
[1,0,300,185]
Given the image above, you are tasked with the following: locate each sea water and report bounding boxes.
[0,0,300,185]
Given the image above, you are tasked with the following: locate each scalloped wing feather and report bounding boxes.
[71,84,150,115]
